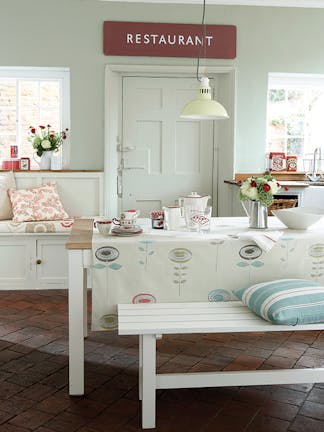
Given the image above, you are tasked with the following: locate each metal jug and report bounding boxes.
[241,200,268,229]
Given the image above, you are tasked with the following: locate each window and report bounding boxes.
[267,73,324,171]
[0,67,70,169]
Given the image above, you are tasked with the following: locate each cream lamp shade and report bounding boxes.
[180,76,229,120]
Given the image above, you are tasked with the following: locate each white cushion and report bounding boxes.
[0,171,16,220]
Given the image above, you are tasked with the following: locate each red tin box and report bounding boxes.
[2,159,21,170]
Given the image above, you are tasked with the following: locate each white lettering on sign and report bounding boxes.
[126,33,214,47]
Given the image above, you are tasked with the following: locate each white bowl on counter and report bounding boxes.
[271,206,324,229]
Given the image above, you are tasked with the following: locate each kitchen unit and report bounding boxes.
[225,180,312,217]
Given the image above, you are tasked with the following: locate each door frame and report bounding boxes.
[104,64,236,218]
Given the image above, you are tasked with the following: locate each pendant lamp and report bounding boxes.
[180,0,229,121]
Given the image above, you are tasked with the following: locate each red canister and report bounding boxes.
[2,159,21,170]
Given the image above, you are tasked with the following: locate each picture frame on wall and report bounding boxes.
[19,158,30,171]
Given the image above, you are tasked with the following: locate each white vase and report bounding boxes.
[50,150,62,170]
[39,151,52,170]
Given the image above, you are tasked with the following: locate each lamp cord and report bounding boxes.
[196,0,207,82]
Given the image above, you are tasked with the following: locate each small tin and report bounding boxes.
[150,210,164,229]
[151,218,164,229]
[10,145,18,158]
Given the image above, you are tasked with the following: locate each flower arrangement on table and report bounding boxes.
[240,174,282,207]
[28,125,68,157]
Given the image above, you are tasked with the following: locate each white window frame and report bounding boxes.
[0,66,70,168]
[267,72,324,161]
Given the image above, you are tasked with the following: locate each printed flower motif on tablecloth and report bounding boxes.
[93,246,122,330]
[210,238,225,272]
[138,240,155,270]
[308,244,324,281]
[94,246,121,269]
[99,314,118,330]
[208,289,231,302]
[278,237,296,268]
[168,248,192,296]
[236,244,264,285]
[132,293,156,304]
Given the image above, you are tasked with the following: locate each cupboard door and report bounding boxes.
[0,239,35,289]
[36,238,68,288]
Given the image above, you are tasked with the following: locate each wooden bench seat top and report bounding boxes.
[118,301,324,335]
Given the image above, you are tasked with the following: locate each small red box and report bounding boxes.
[2,159,21,170]
[286,155,298,172]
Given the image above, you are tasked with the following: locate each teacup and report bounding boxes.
[94,218,112,236]
[113,209,140,228]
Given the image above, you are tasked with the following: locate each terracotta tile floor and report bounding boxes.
[1,290,324,431]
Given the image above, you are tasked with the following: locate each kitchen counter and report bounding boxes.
[224,180,310,188]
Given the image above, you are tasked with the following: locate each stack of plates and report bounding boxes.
[111,225,143,236]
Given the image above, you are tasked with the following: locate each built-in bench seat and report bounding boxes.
[0,171,103,290]
[118,301,324,429]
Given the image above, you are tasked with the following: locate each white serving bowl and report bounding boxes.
[271,206,324,229]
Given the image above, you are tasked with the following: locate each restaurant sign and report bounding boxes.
[103,21,236,59]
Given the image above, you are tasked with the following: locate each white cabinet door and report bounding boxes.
[303,186,324,208]
[36,238,68,288]
[0,239,35,289]
[121,76,214,216]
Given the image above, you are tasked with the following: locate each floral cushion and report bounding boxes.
[0,171,16,220]
[8,183,69,223]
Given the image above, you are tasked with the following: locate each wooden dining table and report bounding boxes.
[66,216,324,396]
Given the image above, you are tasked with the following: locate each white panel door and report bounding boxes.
[120,76,214,216]
[36,238,68,288]
[0,239,35,289]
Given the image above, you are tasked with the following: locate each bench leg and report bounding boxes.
[142,334,156,429]
[139,335,143,401]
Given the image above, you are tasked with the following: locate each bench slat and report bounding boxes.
[118,301,324,335]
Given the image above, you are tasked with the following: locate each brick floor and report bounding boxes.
[1,290,324,431]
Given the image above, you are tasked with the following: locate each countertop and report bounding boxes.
[224,180,311,188]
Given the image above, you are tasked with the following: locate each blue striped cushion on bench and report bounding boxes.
[233,279,324,325]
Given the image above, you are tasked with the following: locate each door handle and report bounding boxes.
[122,166,145,170]
[117,144,135,152]
[117,173,122,198]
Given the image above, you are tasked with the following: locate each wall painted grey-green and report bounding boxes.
[1,0,324,172]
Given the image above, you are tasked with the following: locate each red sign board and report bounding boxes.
[103,21,236,59]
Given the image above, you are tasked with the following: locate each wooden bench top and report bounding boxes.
[118,301,324,335]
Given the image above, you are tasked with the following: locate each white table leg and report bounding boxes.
[83,270,88,338]
[142,334,156,429]
[68,250,85,395]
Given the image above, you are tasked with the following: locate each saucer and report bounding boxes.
[111,225,143,236]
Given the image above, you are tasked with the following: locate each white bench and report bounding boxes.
[118,301,324,429]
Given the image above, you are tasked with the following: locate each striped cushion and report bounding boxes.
[233,279,324,325]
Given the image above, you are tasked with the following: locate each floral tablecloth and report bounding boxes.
[91,217,324,330]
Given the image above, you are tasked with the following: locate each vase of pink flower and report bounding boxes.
[240,174,281,229]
